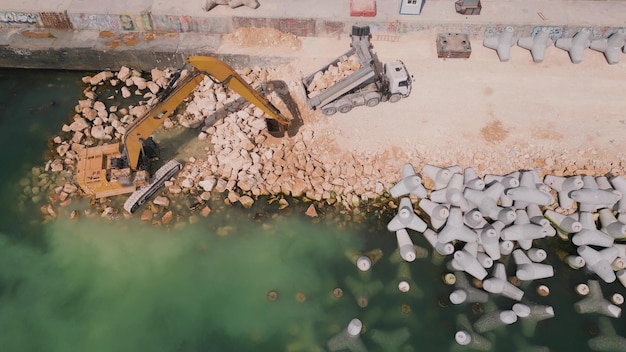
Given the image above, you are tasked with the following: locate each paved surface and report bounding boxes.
[1,0,625,71]
[1,0,626,28]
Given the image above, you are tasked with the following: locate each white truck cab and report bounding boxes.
[384,60,412,102]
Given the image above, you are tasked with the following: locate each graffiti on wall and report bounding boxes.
[69,13,143,31]
[531,26,564,40]
[0,11,38,25]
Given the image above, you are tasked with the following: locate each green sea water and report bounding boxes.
[1,68,625,352]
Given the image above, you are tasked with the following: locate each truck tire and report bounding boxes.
[366,97,380,107]
[322,107,337,116]
[338,103,352,113]
[389,94,402,103]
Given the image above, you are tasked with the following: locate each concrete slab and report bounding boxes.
[0,0,72,12]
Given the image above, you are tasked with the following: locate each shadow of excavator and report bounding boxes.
[187,79,303,148]
[264,79,303,138]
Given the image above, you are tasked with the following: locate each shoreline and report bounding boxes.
[18,61,626,225]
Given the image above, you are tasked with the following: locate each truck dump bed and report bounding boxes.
[302,61,376,110]
[302,26,378,111]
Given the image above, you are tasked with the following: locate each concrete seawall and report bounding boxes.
[1,0,625,70]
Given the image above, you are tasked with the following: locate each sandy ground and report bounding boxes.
[220,29,626,176]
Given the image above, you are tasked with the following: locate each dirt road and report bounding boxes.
[220,29,626,176]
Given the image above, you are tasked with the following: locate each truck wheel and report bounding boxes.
[366,97,380,107]
[338,104,352,113]
[322,107,337,116]
[389,94,402,103]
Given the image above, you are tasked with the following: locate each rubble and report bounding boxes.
[21,62,626,229]
[306,55,361,98]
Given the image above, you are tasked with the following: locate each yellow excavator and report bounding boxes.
[75,56,290,214]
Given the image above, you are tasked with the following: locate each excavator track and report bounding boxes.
[123,160,183,214]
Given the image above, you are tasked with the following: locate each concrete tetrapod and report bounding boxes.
[484,172,519,208]
[574,280,622,318]
[449,271,489,305]
[347,248,383,273]
[544,209,583,234]
[394,261,425,298]
[483,26,517,62]
[464,167,485,191]
[418,198,449,230]
[438,206,479,243]
[423,229,455,256]
[327,318,367,352]
[396,229,417,262]
[389,163,428,198]
[526,203,551,227]
[517,27,554,63]
[502,209,552,244]
[483,263,525,301]
[513,303,555,322]
[512,302,556,338]
[369,327,411,352]
[500,240,515,256]
[572,212,615,247]
[464,208,487,229]
[449,242,488,280]
[571,178,622,212]
[587,317,626,351]
[527,248,548,262]
[512,249,555,281]
[465,182,516,223]
[204,0,260,11]
[454,314,492,351]
[473,309,518,333]
[555,27,592,64]
[476,252,494,269]
[387,197,427,232]
[505,174,554,206]
[589,28,626,65]
[578,245,618,283]
[610,175,626,215]
[596,176,617,194]
[344,275,384,308]
[598,208,626,240]
[430,173,469,209]
[566,255,587,269]
[484,172,520,190]
[544,175,584,210]
[478,221,502,260]
[422,164,460,190]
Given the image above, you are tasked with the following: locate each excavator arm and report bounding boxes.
[122,55,290,171]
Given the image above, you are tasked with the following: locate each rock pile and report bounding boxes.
[305,55,361,98]
[23,63,398,223]
[21,61,626,227]
[223,27,301,51]
[19,66,174,221]
[175,67,392,209]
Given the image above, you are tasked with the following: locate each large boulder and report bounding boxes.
[69,117,89,132]
[117,66,132,81]
[90,125,107,140]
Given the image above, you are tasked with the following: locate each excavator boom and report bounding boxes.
[123,55,290,171]
[76,56,290,211]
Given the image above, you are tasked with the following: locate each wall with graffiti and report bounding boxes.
[0,11,39,26]
[150,14,230,33]
[68,13,151,31]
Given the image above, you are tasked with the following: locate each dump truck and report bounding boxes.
[75,56,290,214]
[302,25,412,116]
